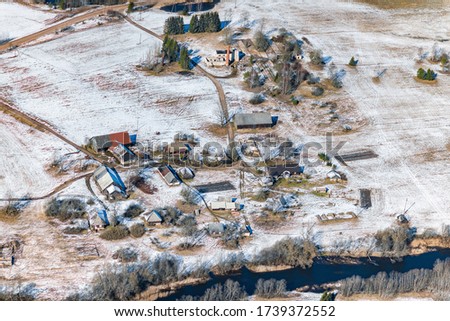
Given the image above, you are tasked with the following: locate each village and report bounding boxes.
[1,0,450,301]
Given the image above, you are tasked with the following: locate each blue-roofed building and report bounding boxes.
[90,209,110,231]
[245,225,253,235]
[93,165,127,199]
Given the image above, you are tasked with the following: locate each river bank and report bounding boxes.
[152,245,450,301]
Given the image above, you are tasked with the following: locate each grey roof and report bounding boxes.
[208,222,225,234]
[90,134,112,150]
[144,210,163,223]
[234,113,273,127]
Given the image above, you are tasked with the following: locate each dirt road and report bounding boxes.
[0,100,101,162]
[122,14,235,142]
[0,172,93,202]
[0,4,128,52]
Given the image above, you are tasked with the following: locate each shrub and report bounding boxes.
[254,31,270,52]
[177,215,198,236]
[221,223,243,249]
[176,241,197,251]
[374,226,412,258]
[113,248,138,263]
[417,68,437,81]
[320,291,336,301]
[88,264,150,301]
[127,1,134,13]
[254,279,287,298]
[130,224,146,238]
[309,49,323,65]
[63,226,86,235]
[180,187,199,205]
[348,56,358,66]
[152,253,181,284]
[213,253,246,275]
[311,86,324,96]
[307,74,320,85]
[45,198,86,221]
[0,200,24,218]
[318,152,330,162]
[100,226,129,241]
[255,188,270,202]
[0,283,36,301]
[249,93,266,105]
[254,237,318,268]
[157,207,182,226]
[123,204,144,219]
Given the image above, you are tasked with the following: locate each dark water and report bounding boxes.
[160,0,221,13]
[160,249,450,300]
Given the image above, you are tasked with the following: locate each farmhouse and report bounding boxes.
[157,165,182,186]
[209,197,242,211]
[165,142,192,157]
[268,164,303,180]
[93,165,127,198]
[234,113,275,129]
[143,210,163,226]
[110,144,137,166]
[88,131,134,153]
[90,210,109,231]
[205,47,241,67]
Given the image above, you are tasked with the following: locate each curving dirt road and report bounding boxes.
[122,14,235,142]
[0,172,93,202]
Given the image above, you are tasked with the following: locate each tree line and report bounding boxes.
[340,258,450,299]
[164,12,221,35]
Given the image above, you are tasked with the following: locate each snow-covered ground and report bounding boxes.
[0,113,78,198]
[1,0,450,299]
[0,3,56,39]
[0,21,223,146]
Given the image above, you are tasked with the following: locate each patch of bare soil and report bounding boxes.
[205,123,228,137]
[18,76,49,94]
[86,72,138,91]
[286,94,367,136]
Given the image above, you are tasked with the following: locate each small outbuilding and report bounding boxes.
[157,165,182,186]
[143,210,163,226]
[234,113,275,130]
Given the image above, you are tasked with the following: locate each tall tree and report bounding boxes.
[179,47,190,70]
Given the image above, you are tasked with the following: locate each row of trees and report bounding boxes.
[189,12,221,33]
[180,278,289,301]
[340,258,450,298]
[164,17,185,35]
[164,12,222,35]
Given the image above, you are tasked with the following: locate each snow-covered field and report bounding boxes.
[0,21,222,145]
[1,0,450,299]
[0,3,56,39]
[0,113,78,198]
